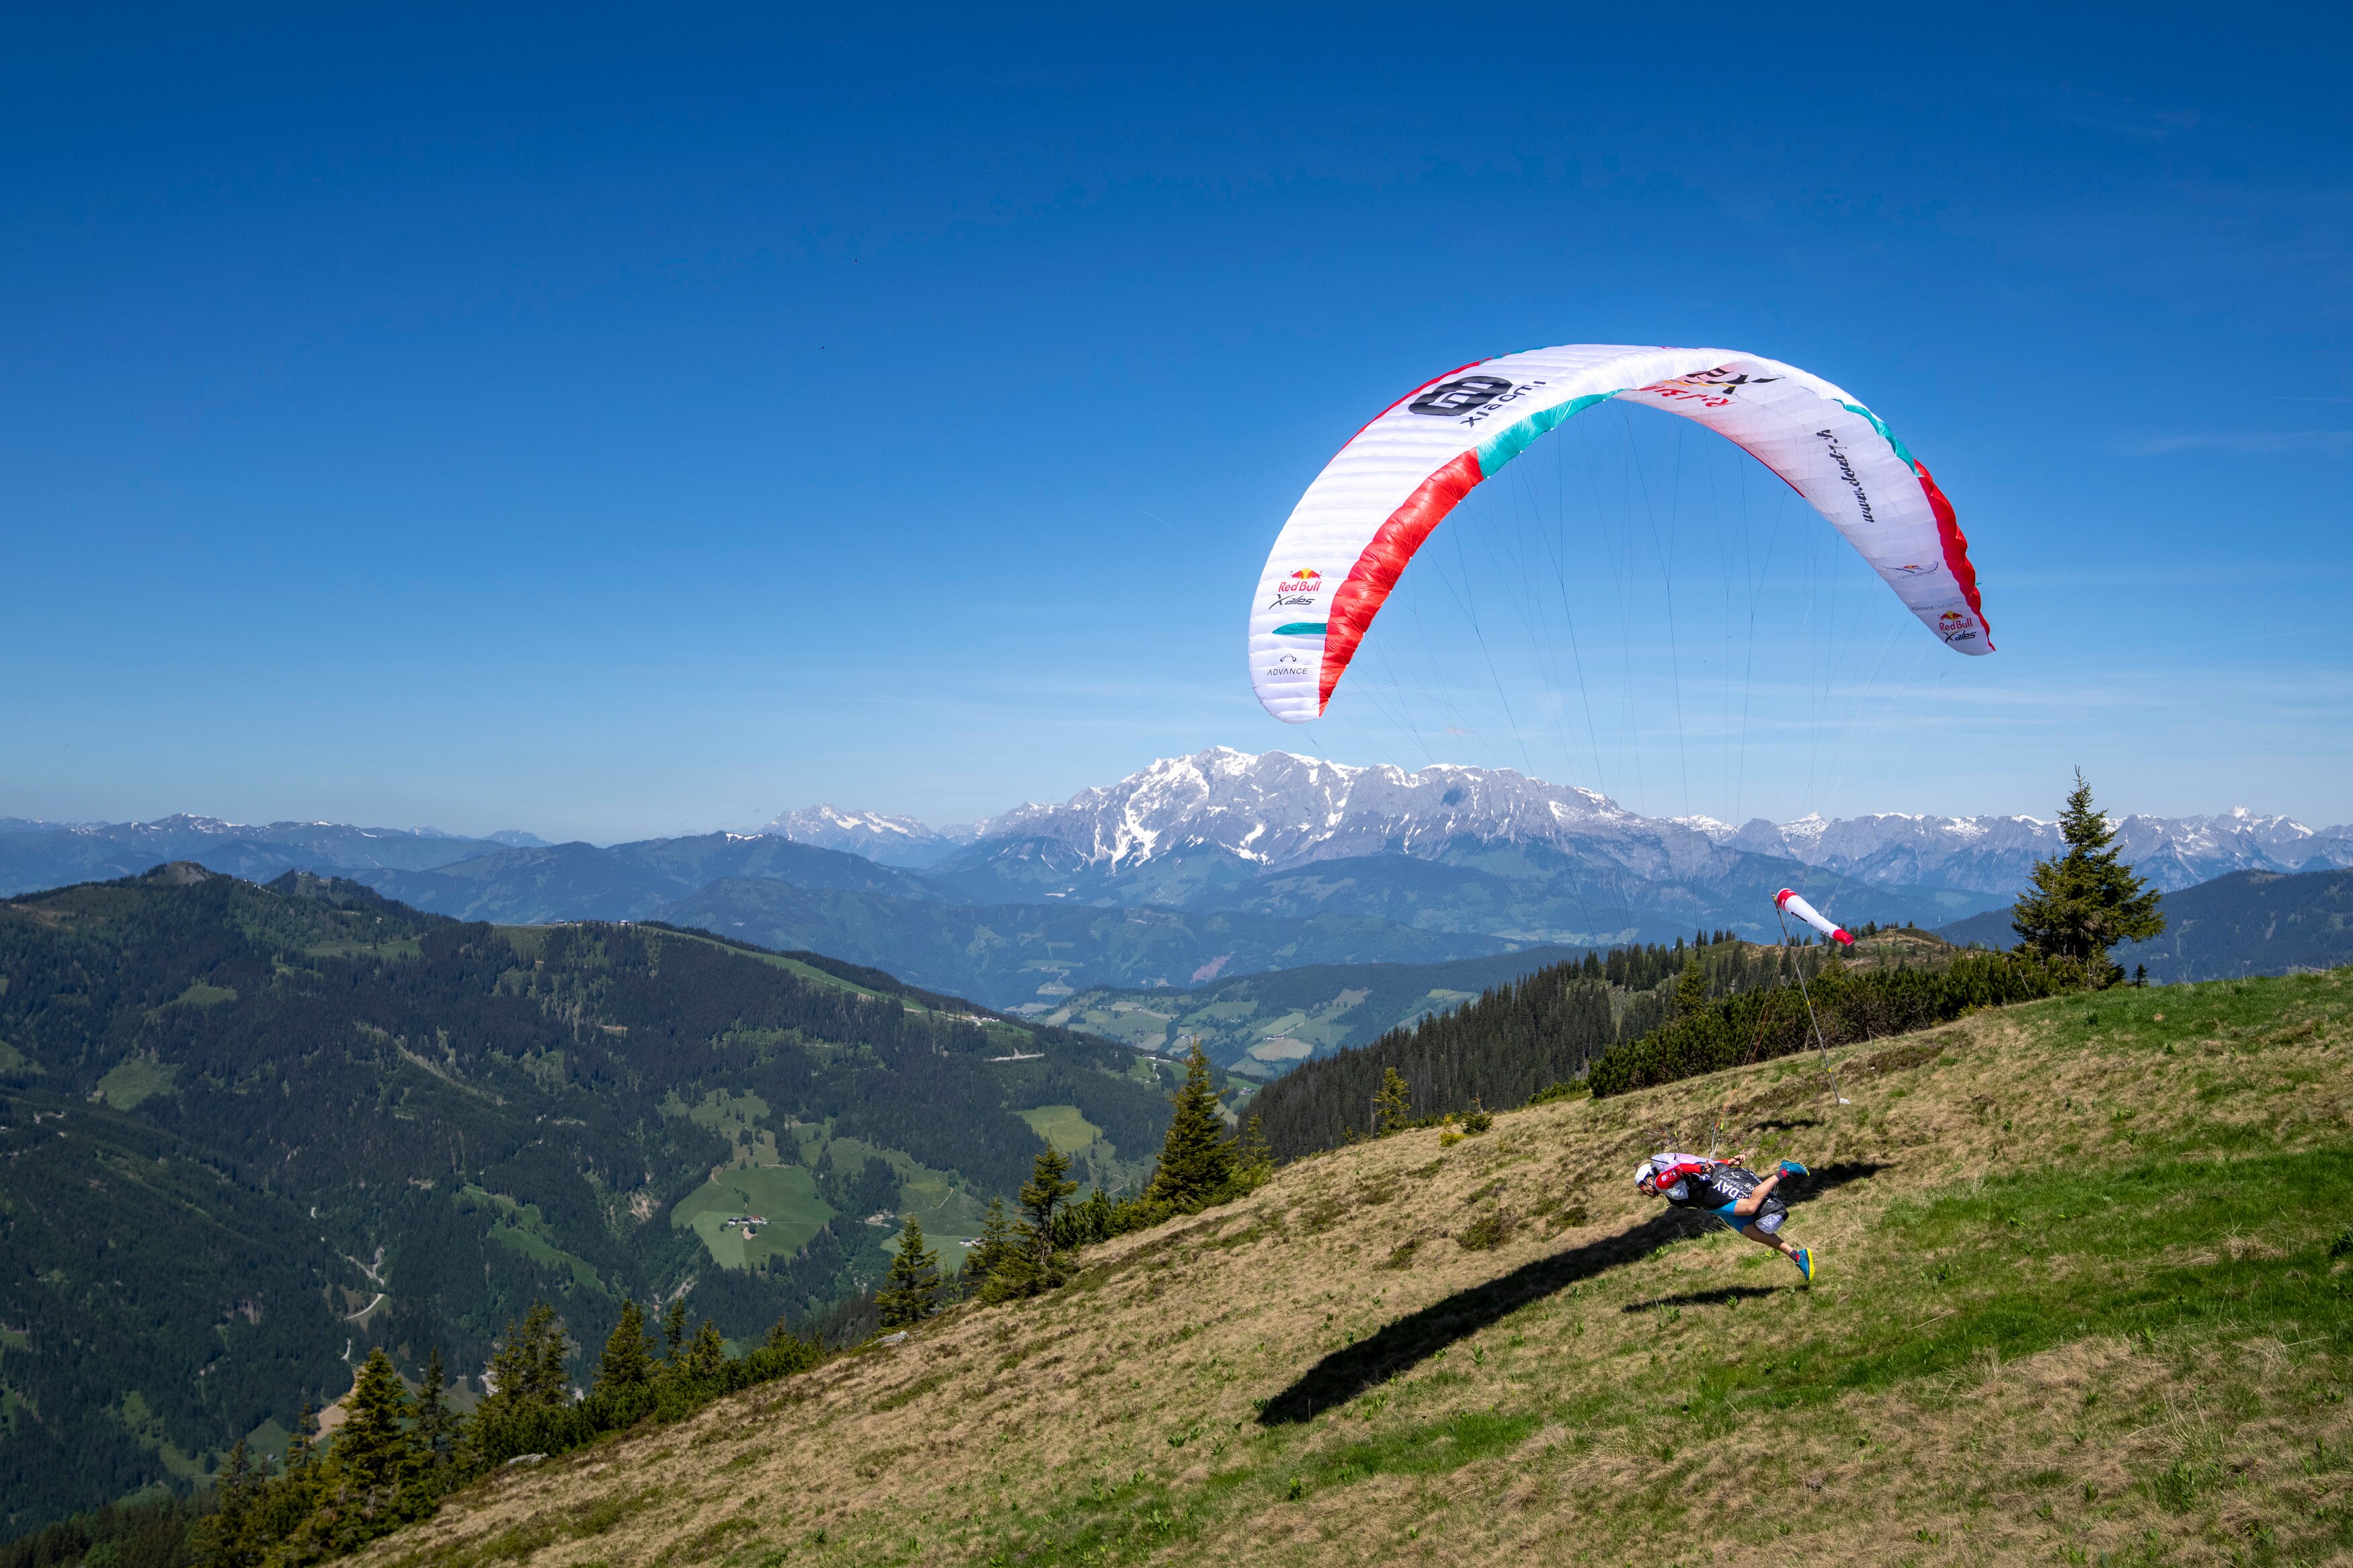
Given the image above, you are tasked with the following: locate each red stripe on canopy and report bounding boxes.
[1318,450,1484,713]
[1914,460,1991,649]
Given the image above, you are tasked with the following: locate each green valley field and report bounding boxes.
[349,971,2353,1567]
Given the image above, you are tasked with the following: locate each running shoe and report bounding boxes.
[1792,1246,1815,1283]
[1778,1159,1810,1179]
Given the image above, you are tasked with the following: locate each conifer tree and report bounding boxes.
[1017,1145,1078,1255]
[1145,1041,1234,1208]
[1372,1066,1412,1134]
[415,1346,456,1471]
[1673,950,1710,1016]
[983,1147,1079,1301]
[684,1319,727,1380]
[2011,771,2166,983]
[485,1302,571,1409]
[595,1299,656,1393]
[334,1348,418,1513]
[1230,1114,1275,1186]
[285,1404,317,1478]
[191,1438,260,1568]
[661,1296,689,1365]
[875,1214,942,1329]
[963,1196,1018,1294]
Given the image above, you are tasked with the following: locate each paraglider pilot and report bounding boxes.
[1636,1152,1815,1283]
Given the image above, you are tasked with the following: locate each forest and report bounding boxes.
[0,866,1185,1534]
[1249,931,1838,1157]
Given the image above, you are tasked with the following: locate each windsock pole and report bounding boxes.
[1776,899,1849,1106]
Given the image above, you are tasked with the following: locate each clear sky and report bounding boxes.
[6,5,2350,841]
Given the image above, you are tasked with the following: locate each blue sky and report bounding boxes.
[5,5,2350,841]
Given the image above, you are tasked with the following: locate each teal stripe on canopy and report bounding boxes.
[1472,391,1617,475]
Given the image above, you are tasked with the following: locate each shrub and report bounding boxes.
[1458,1208,1515,1251]
[1586,951,2069,1098]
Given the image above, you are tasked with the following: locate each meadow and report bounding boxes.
[358,972,2353,1568]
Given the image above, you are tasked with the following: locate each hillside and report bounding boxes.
[657,878,1514,1012]
[2116,869,2353,981]
[1022,946,1587,1074]
[0,868,1205,1533]
[1939,866,2353,983]
[343,969,2353,1567]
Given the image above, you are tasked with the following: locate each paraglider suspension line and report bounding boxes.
[1778,905,1845,1106]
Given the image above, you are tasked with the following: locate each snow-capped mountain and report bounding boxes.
[1683,807,2353,896]
[967,748,1653,871]
[762,804,975,869]
[911,749,1972,941]
[878,748,2353,907]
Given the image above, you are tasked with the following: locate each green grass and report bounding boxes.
[171,981,237,1007]
[896,1173,994,1246]
[676,1088,769,1137]
[348,971,2353,1568]
[1680,1147,2353,1423]
[95,1057,177,1109]
[461,1186,610,1294]
[672,1165,835,1269]
[1018,1104,1106,1156]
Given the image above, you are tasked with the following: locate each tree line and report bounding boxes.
[1248,932,1831,1157]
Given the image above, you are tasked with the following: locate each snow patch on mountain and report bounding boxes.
[763,804,974,869]
[801,749,2353,897]
[965,748,1647,873]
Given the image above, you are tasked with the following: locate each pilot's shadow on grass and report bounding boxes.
[1254,1160,1884,1426]
[1622,1284,1783,1313]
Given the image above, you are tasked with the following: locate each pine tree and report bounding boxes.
[661,1296,689,1365]
[983,1148,1079,1301]
[333,1348,418,1514]
[684,1319,727,1380]
[191,1438,260,1568]
[1674,950,1710,1016]
[1373,1066,1412,1134]
[415,1346,456,1471]
[2011,771,2166,984]
[1018,1145,1078,1252]
[963,1196,1018,1295]
[875,1214,942,1329]
[485,1302,571,1409]
[1229,1114,1275,1187]
[1145,1041,1234,1208]
[594,1298,657,1393]
[285,1404,317,1477]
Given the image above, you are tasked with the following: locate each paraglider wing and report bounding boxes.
[1247,344,1991,723]
[1776,889,1854,947]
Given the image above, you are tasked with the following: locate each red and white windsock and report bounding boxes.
[1776,889,1854,946]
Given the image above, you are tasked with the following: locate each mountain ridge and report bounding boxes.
[0,864,1203,1532]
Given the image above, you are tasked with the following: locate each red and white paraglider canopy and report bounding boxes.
[1248,344,1991,723]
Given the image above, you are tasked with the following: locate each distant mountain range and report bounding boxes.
[7,749,2347,1009]
[1938,867,2353,983]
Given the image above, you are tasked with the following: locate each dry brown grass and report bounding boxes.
[360,973,2353,1568]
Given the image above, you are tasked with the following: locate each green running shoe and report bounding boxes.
[1793,1246,1815,1283]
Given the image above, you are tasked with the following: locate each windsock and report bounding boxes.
[1776,889,1854,946]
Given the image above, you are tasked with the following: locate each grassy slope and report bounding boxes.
[358,973,2353,1568]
